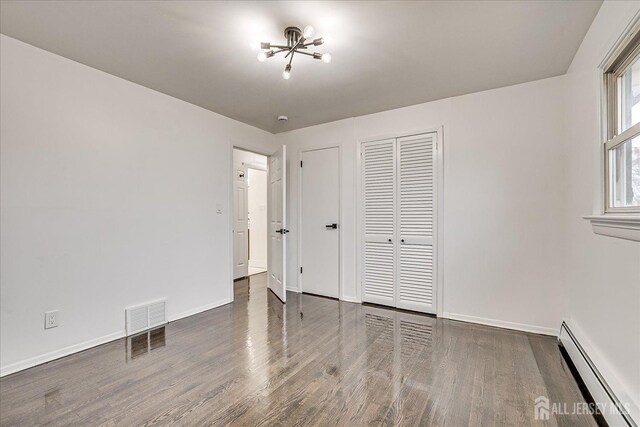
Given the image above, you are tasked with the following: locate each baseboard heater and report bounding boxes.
[558,321,636,427]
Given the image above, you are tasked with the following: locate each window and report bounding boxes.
[603,32,640,212]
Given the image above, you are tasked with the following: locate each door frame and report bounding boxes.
[229,146,272,302]
[297,145,342,299]
[355,127,444,316]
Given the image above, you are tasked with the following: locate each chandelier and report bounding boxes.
[257,25,331,79]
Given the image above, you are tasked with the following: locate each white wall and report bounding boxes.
[563,1,640,418]
[248,169,268,270]
[278,75,567,335]
[0,35,277,375]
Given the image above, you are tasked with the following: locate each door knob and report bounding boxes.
[276,228,289,234]
[325,223,338,229]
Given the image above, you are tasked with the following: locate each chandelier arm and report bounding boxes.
[295,50,316,58]
[269,44,289,50]
[288,50,295,66]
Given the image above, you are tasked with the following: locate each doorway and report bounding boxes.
[300,147,340,299]
[231,145,288,304]
[233,149,268,279]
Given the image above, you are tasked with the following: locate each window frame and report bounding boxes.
[602,30,640,214]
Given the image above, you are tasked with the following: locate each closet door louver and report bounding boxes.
[396,134,435,313]
[362,139,396,305]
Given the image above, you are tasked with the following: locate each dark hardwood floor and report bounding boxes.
[0,273,596,426]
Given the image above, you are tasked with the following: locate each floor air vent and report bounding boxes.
[125,299,167,336]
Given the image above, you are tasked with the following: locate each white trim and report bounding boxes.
[600,12,640,215]
[297,145,343,299]
[0,331,124,377]
[340,296,361,304]
[356,126,444,316]
[584,215,640,242]
[168,297,232,322]
[435,127,445,317]
[286,287,300,293]
[229,143,235,300]
[598,11,640,70]
[604,122,640,151]
[442,312,558,336]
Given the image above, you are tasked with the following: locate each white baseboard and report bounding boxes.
[1,297,233,378]
[168,298,232,322]
[340,296,361,303]
[560,321,638,426]
[249,259,267,270]
[442,312,558,336]
[286,287,300,293]
[0,330,124,377]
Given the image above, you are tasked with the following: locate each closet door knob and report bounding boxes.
[401,239,405,243]
[388,239,392,242]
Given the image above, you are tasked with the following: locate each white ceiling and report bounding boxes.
[0,1,601,133]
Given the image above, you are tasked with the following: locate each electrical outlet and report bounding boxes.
[44,310,59,329]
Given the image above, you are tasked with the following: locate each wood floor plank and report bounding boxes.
[0,273,597,426]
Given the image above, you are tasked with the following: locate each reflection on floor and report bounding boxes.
[248,266,267,276]
[0,272,596,426]
[127,326,166,360]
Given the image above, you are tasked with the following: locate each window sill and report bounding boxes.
[583,215,640,242]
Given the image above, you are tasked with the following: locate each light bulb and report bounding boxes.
[283,64,292,79]
[321,53,332,64]
[303,25,314,38]
[257,52,267,62]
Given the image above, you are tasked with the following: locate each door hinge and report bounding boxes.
[300,160,303,167]
[300,267,303,274]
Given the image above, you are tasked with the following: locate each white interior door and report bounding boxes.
[248,168,268,272]
[268,145,287,302]
[361,139,396,306]
[396,133,436,314]
[301,147,339,298]
[233,163,248,279]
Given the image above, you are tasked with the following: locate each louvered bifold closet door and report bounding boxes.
[362,139,396,306]
[396,133,436,314]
